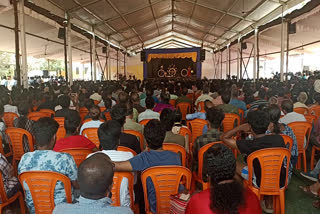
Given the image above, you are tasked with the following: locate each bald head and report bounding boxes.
[78,153,114,200]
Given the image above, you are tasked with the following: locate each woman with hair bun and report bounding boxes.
[186,144,262,214]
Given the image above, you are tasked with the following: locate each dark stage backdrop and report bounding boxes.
[147,58,196,78]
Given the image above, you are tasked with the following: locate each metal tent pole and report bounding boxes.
[19,0,28,88]
[13,0,21,86]
[253,28,258,83]
[67,13,73,85]
[280,6,285,82]
[92,27,97,83]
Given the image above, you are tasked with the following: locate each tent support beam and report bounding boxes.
[280,6,286,82]
[63,24,68,83]
[92,26,97,82]
[253,28,258,83]
[67,13,73,85]
[117,50,119,80]
[19,0,28,88]
[286,22,290,82]
[13,0,21,86]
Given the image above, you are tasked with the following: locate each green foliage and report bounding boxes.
[0,51,14,76]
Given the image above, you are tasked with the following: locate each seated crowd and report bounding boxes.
[0,75,320,214]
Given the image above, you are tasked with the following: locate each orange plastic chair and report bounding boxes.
[178,127,192,152]
[176,102,191,120]
[93,100,100,105]
[187,119,208,153]
[280,134,293,153]
[40,109,55,117]
[0,171,25,214]
[100,107,106,113]
[111,172,139,213]
[192,141,223,191]
[60,148,92,167]
[27,111,50,121]
[104,112,112,121]
[0,135,12,158]
[305,114,317,126]
[238,108,244,123]
[82,128,100,148]
[247,148,291,214]
[54,117,66,141]
[222,113,240,133]
[124,130,144,151]
[163,143,186,166]
[196,101,205,113]
[293,107,309,115]
[169,99,176,107]
[79,107,89,122]
[309,105,320,118]
[141,166,191,214]
[246,104,251,109]
[186,93,193,102]
[3,112,19,127]
[288,121,312,173]
[117,146,137,156]
[5,128,34,175]
[19,171,72,214]
[139,119,151,126]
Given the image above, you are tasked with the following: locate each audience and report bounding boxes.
[53,153,133,214]
[187,144,262,213]
[80,105,104,134]
[153,93,174,112]
[216,92,239,115]
[294,92,308,109]
[114,120,181,213]
[53,110,97,152]
[279,99,306,125]
[249,88,269,111]
[18,117,78,213]
[175,86,192,106]
[138,96,160,122]
[192,107,224,181]
[55,95,79,119]
[195,85,213,108]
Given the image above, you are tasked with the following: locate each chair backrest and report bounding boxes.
[141,166,191,214]
[196,102,205,113]
[5,128,34,160]
[178,127,192,153]
[82,128,100,148]
[79,107,89,122]
[3,112,19,127]
[54,117,66,141]
[40,109,55,117]
[280,134,293,153]
[123,129,144,151]
[27,112,50,121]
[139,119,151,126]
[117,146,137,156]
[238,108,244,122]
[293,107,309,115]
[19,171,72,214]
[60,148,92,167]
[0,167,11,203]
[99,107,106,113]
[163,143,186,166]
[169,99,176,107]
[93,100,100,105]
[309,105,320,118]
[187,119,208,152]
[305,115,317,125]
[222,113,240,133]
[287,121,312,152]
[197,141,223,185]
[111,172,134,208]
[186,93,193,102]
[104,112,112,121]
[176,102,191,120]
[247,148,291,194]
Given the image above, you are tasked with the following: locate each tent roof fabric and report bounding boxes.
[37,0,299,52]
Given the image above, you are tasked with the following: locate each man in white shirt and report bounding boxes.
[88,120,134,207]
[280,99,306,125]
[89,86,102,102]
[138,97,160,122]
[293,92,308,109]
[2,96,19,115]
[80,105,104,135]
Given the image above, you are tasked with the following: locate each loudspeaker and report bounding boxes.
[289,23,296,34]
[43,70,49,78]
[141,50,146,62]
[102,47,107,53]
[200,49,206,61]
[241,42,247,50]
[58,27,65,40]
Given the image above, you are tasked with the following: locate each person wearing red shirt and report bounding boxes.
[53,110,98,152]
[186,143,261,214]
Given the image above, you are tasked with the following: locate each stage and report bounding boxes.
[142,47,203,79]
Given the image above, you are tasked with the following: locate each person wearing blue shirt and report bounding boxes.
[114,120,181,213]
[186,100,214,134]
[53,153,133,214]
[229,88,247,119]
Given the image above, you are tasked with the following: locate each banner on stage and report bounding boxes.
[147,52,198,62]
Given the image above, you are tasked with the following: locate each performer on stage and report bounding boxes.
[187,66,192,77]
